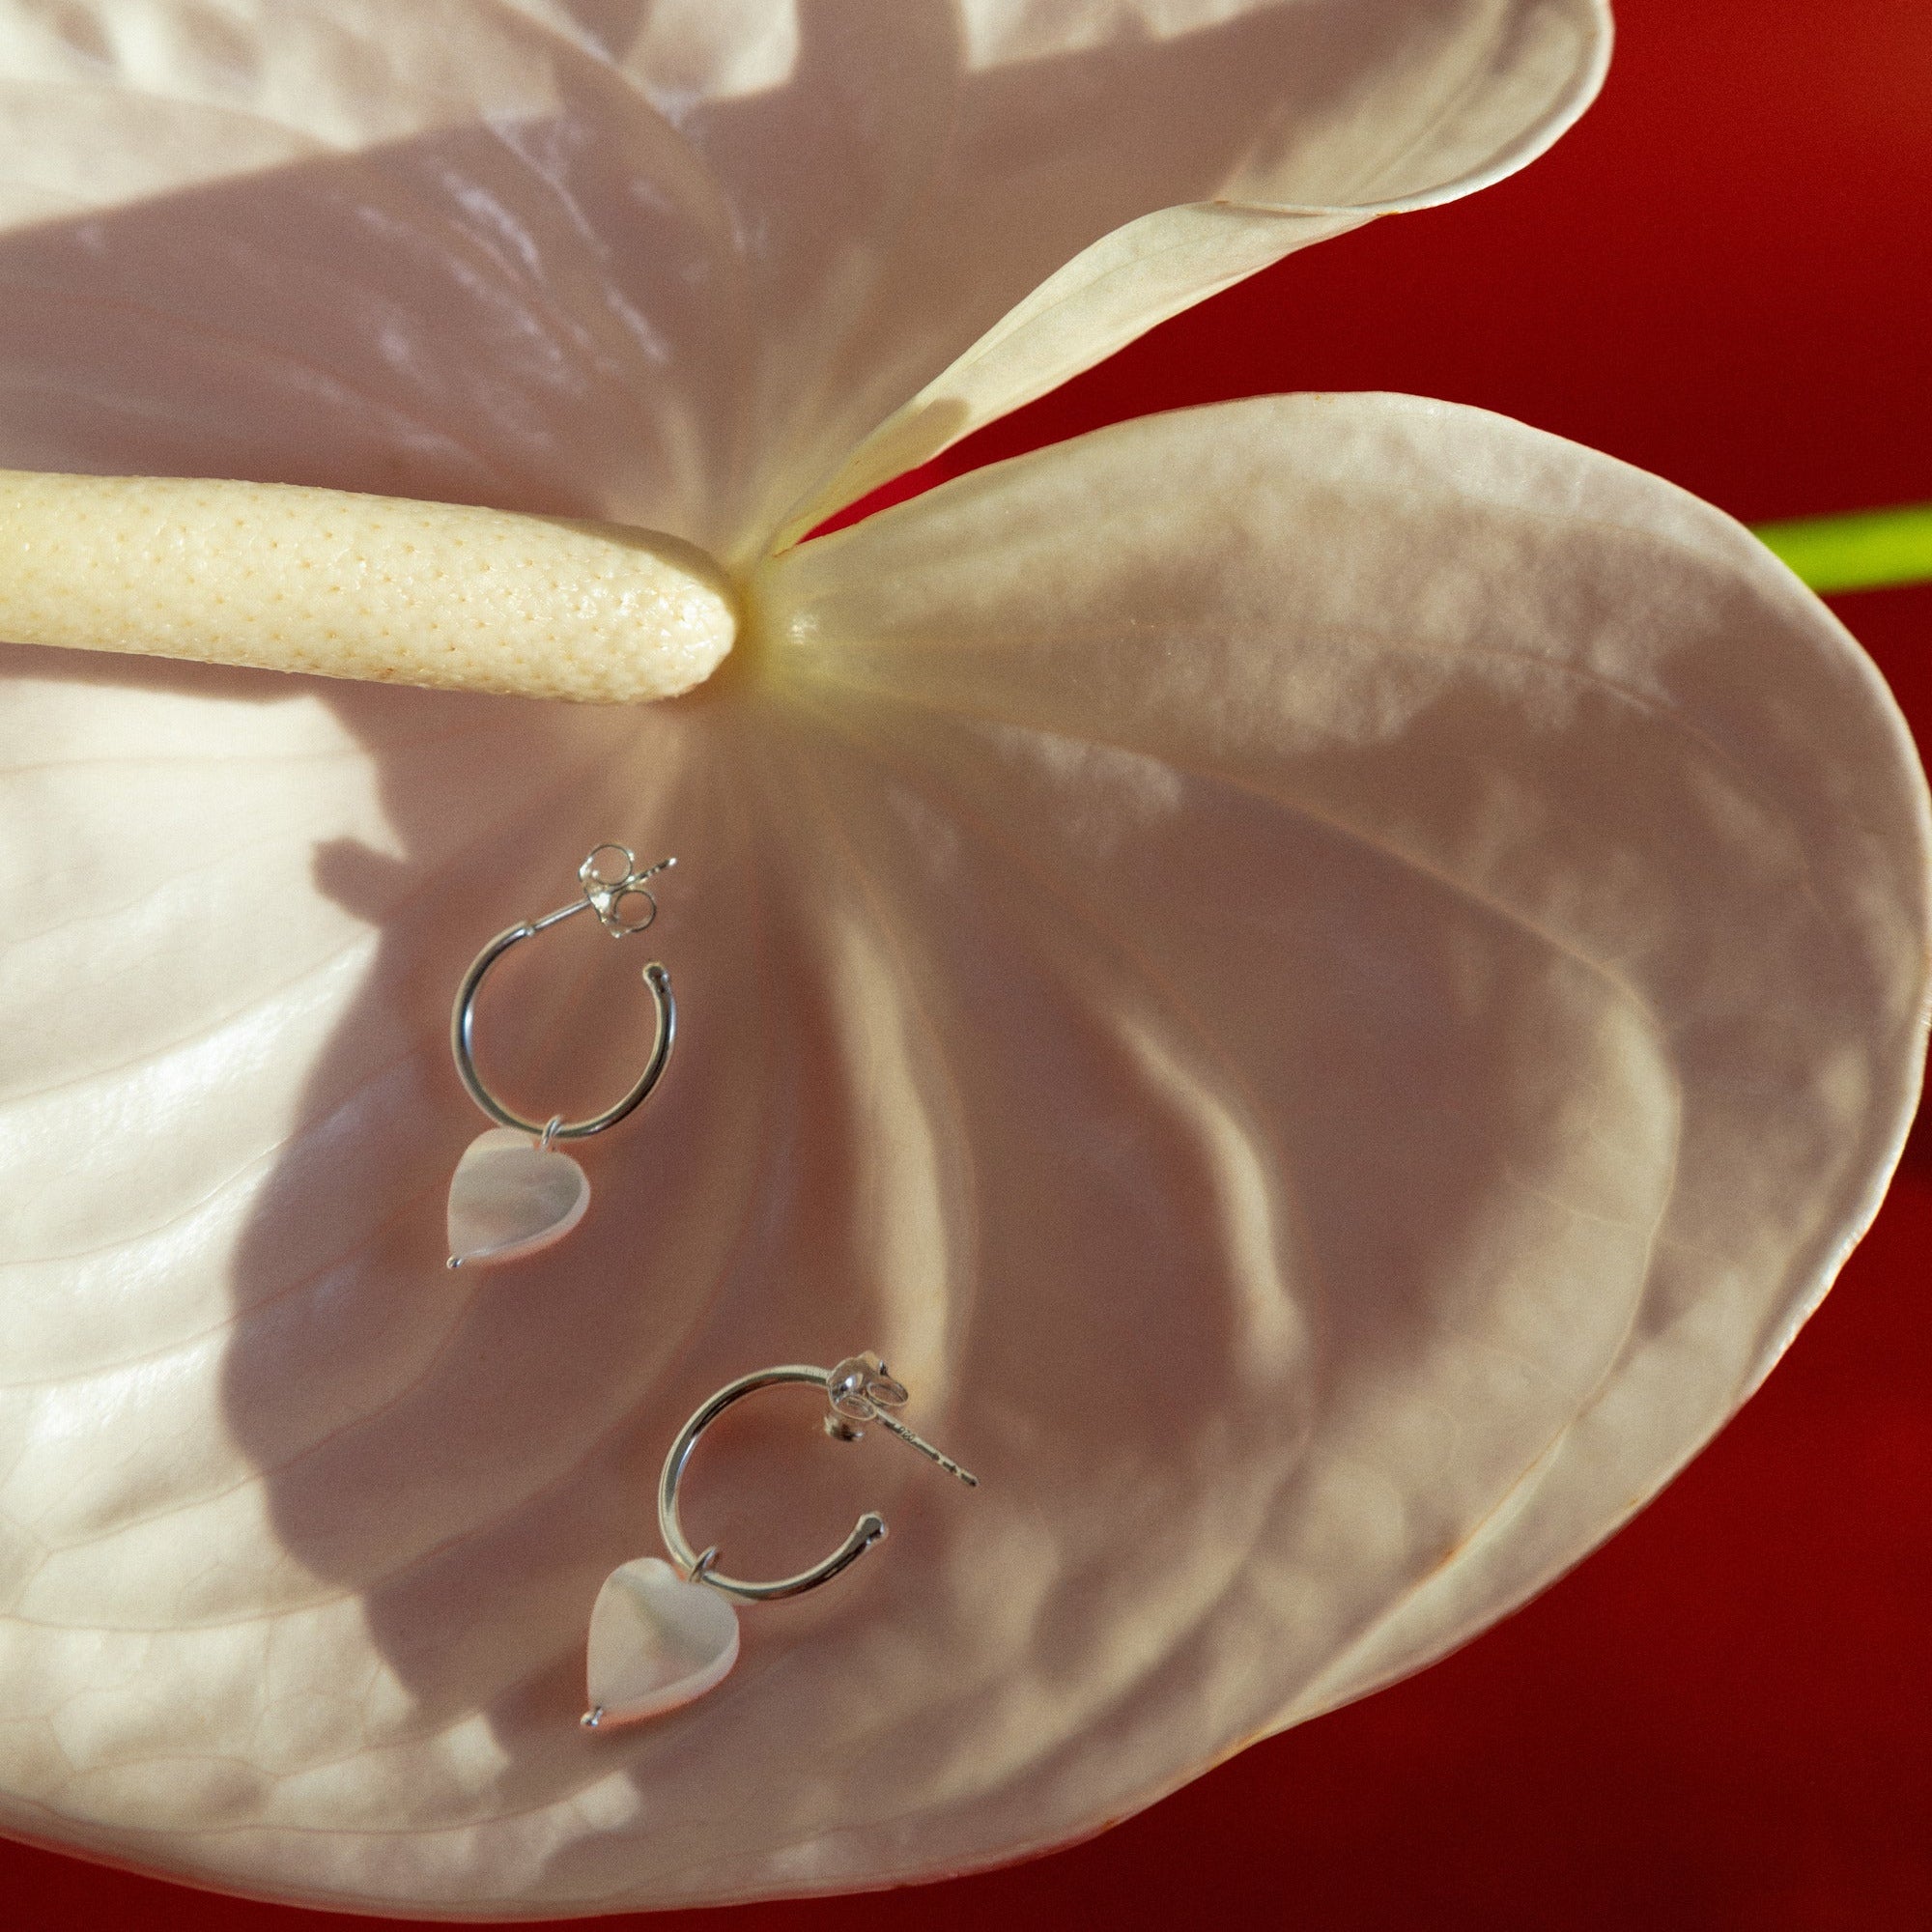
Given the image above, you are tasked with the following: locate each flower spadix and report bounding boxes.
[0,471,735,701]
[1,2,1926,1923]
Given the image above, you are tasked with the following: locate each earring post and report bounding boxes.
[869,1409,979,1487]
[526,895,596,935]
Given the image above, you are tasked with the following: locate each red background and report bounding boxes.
[7,1,1929,1924]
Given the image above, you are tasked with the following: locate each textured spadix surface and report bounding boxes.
[0,470,736,701]
[1,0,1928,1921]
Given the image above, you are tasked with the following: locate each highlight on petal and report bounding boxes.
[0,1,1609,562]
[2,392,1921,1916]
[0,0,566,227]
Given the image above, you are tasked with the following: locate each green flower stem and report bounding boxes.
[1753,502,1932,595]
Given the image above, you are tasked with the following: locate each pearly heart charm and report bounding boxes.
[584,1558,741,1727]
[445,1127,589,1268]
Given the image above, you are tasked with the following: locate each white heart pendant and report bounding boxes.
[445,1127,589,1268]
[584,1558,740,1728]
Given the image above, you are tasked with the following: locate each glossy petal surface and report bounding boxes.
[0,0,1607,555]
[761,393,1931,1717]
[1,395,1922,1914]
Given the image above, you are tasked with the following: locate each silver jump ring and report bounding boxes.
[450,847,677,1142]
[657,1356,979,1605]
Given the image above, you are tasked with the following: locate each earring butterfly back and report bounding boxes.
[445,844,677,1268]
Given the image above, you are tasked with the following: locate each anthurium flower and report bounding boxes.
[0,1,1924,1918]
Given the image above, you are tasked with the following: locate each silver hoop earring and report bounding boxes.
[445,844,677,1269]
[582,1352,978,1730]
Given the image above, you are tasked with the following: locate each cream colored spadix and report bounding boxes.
[0,470,736,703]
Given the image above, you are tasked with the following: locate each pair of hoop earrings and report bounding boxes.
[444,845,979,1729]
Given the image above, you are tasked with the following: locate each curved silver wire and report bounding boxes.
[657,1358,977,1605]
[450,848,676,1142]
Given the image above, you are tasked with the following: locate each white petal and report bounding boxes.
[760,390,1931,1718]
[780,0,1611,537]
[0,2,1607,554]
[2,395,1922,1913]
[0,1,564,226]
